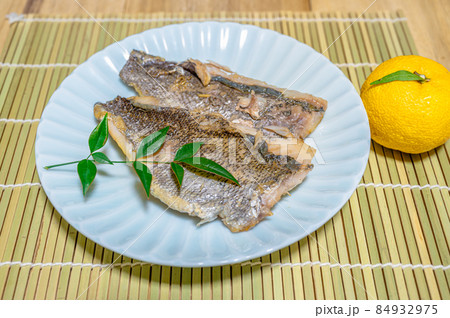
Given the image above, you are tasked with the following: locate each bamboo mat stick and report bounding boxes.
[0,21,33,118]
[124,16,147,298]
[346,194,372,300]
[66,235,88,300]
[297,238,312,299]
[393,150,440,299]
[319,12,347,301]
[368,151,401,300]
[43,217,67,299]
[402,153,447,298]
[211,266,221,300]
[106,255,122,299]
[352,11,399,300]
[31,27,71,119]
[55,223,78,299]
[0,20,18,63]
[138,263,151,300]
[75,17,105,300]
[25,23,60,121]
[41,24,78,299]
[420,154,450,244]
[8,130,41,299]
[327,219,346,300]
[23,190,51,299]
[362,13,418,299]
[326,13,352,300]
[77,241,98,299]
[316,227,335,299]
[53,20,86,301]
[436,145,450,189]
[335,11,359,80]
[0,21,29,90]
[280,248,294,300]
[95,250,114,300]
[191,267,201,299]
[62,20,91,300]
[117,257,132,299]
[2,188,38,299]
[201,267,212,300]
[0,20,47,299]
[221,265,231,300]
[181,267,192,300]
[364,13,409,298]
[75,240,94,300]
[32,199,58,299]
[333,207,357,300]
[339,13,371,300]
[251,12,272,301]
[85,245,104,300]
[387,150,430,299]
[361,15,397,299]
[316,227,334,300]
[260,254,273,300]
[424,150,450,219]
[371,149,409,299]
[412,156,449,263]
[128,260,141,300]
[374,145,419,299]
[264,16,302,301]
[355,186,387,299]
[297,12,309,47]
[289,242,305,300]
[304,14,326,299]
[251,260,263,300]
[84,16,118,301]
[241,263,252,300]
[121,19,142,301]
[270,251,284,300]
[231,264,242,300]
[311,233,327,300]
[396,12,417,55]
[160,265,171,299]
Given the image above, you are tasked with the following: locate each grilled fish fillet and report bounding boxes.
[94,97,315,232]
[120,50,327,139]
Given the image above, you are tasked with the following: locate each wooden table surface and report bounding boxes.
[0,0,449,69]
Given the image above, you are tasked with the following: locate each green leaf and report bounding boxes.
[89,113,109,153]
[370,70,429,85]
[178,157,239,185]
[174,142,203,161]
[92,152,113,165]
[77,159,97,196]
[133,161,153,198]
[170,162,184,186]
[136,126,170,159]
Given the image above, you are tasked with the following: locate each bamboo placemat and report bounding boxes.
[0,11,448,300]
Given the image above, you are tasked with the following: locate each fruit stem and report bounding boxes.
[413,71,431,83]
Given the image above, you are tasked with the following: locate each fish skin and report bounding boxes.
[119,50,327,139]
[94,96,315,232]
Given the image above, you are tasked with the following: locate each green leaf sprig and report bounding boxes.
[44,114,239,197]
[370,70,430,85]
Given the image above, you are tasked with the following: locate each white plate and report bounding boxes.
[35,22,370,267]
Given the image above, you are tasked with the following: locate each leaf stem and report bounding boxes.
[45,159,172,169]
[44,160,81,169]
[110,160,171,164]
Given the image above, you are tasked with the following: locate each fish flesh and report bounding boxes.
[94,97,315,232]
[120,50,327,139]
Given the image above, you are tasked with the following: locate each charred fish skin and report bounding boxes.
[120,50,327,139]
[94,96,314,232]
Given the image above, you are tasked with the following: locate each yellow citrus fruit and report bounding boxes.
[360,55,450,154]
